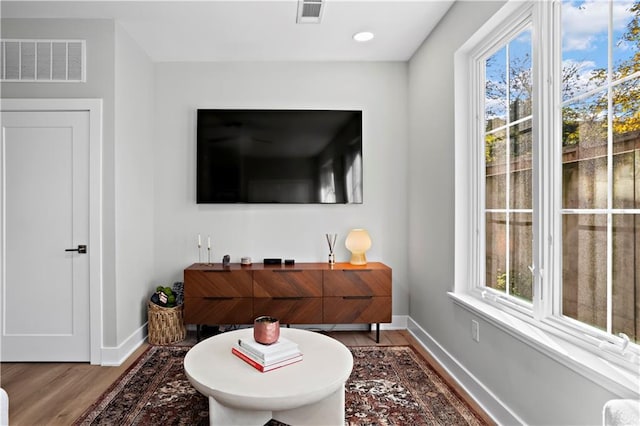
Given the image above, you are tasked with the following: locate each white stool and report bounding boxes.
[603,399,640,426]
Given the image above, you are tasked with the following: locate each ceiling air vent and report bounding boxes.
[297,0,324,24]
[1,39,85,82]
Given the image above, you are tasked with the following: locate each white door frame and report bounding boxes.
[1,98,103,364]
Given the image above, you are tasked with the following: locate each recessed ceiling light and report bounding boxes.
[353,31,374,42]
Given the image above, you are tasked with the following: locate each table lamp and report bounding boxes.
[345,229,372,265]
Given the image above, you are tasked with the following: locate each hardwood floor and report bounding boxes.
[0,330,493,425]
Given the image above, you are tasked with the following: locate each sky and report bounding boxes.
[485,0,637,120]
[562,0,636,79]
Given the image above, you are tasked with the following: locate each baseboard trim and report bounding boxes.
[101,323,147,366]
[407,317,523,425]
[381,315,408,330]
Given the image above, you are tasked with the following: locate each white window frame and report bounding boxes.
[452,0,640,396]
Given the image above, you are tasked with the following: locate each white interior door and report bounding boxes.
[1,110,90,361]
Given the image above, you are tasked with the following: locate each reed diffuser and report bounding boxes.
[326,233,337,264]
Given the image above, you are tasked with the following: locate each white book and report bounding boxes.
[237,336,299,362]
[233,344,302,366]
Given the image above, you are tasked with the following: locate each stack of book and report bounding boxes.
[232,336,302,372]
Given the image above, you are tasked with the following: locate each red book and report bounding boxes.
[231,347,302,372]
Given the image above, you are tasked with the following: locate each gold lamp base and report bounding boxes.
[345,229,372,266]
[349,252,367,265]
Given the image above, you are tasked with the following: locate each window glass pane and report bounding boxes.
[509,28,532,122]
[485,46,507,132]
[562,0,609,102]
[612,214,639,343]
[563,155,609,210]
[613,77,640,138]
[510,120,533,209]
[562,91,609,209]
[613,151,640,209]
[486,212,507,293]
[613,78,640,209]
[613,1,639,80]
[509,212,533,301]
[486,130,507,209]
[484,26,533,302]
[562,214,608,331]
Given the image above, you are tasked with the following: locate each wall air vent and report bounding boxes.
[1,39,86,82]
[297,0,324,24]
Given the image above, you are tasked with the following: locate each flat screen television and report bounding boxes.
[196,109,363,204]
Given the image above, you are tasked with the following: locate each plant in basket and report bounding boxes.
[148,283,186,345]
[150,285,177,308]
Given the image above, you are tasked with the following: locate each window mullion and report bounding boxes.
[505,43,512,297]
[476,57,486,292]
[550,0,564,321]
[605,0,614,335]
[535,0,559,320]
[532,0,545,318]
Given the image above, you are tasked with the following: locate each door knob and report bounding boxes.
[65,245,87,254]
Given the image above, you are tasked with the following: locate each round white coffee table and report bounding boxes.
[184,328,353,426]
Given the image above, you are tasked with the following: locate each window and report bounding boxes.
[484,24,534,303]
[455,0,640,375]
[560,0,639,342]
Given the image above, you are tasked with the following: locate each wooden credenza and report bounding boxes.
[183,262,392,341]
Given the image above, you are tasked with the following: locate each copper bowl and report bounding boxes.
[253,316,280,345]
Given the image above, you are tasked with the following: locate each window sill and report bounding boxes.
[448,292,640,397]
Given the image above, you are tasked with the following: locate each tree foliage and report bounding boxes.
[562,1,640,141]
[484,1,639,156]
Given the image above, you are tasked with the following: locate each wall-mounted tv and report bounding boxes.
[196,109,363,204]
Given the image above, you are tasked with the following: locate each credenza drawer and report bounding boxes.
[184,269,252,297]
[323,296,391,323]
[184,297,253,324]
[323,269,391,297]
[253,297,322,324]
[253,270,322,297]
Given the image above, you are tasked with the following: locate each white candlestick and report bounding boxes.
[207,236,211,249]
[198,234,201,248]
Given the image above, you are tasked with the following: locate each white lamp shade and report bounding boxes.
[345,229,372,265]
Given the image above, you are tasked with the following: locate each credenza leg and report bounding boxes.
[376,323,380,343]
[196,325,201,342]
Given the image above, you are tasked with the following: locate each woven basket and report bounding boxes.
[147,301,186,345]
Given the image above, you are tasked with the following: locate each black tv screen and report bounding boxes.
[196,109,363,204]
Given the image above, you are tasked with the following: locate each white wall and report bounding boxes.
[407,2,621,424]
[0,18,120,347]
[114,24,155,344]
[1,19,156,350]
[153,61,410,315]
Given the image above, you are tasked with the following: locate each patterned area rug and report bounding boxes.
[74,344,487,426]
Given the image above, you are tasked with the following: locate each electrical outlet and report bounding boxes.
[471,320,480,342]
